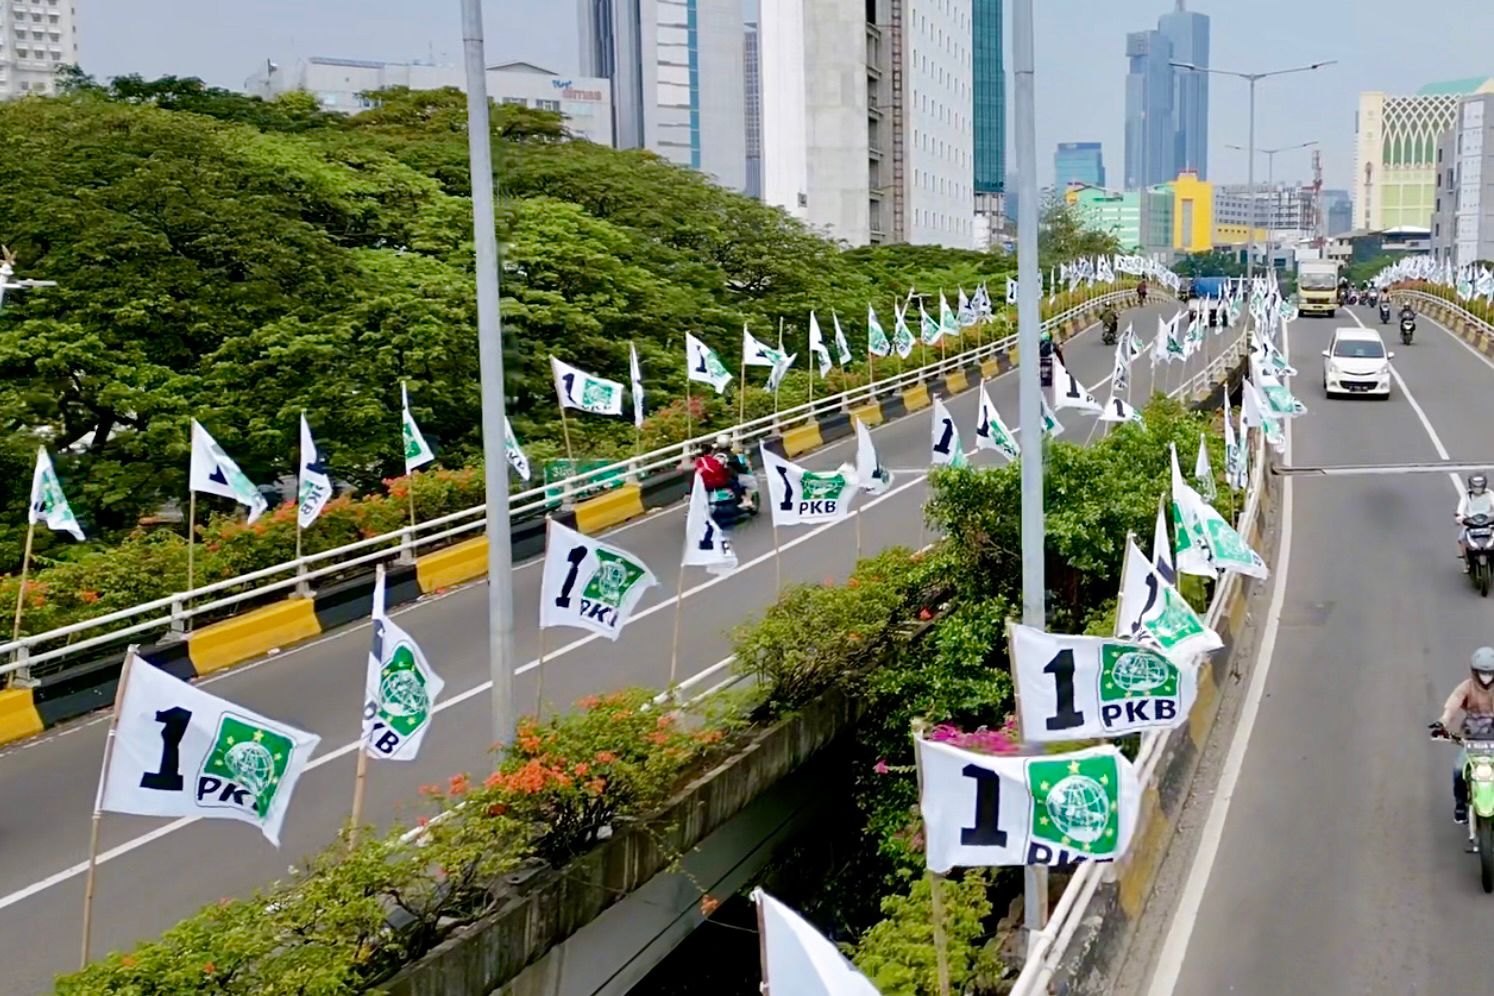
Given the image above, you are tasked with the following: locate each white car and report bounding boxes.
[1322,327,1393,398]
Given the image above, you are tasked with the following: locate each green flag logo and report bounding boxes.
[1099,644,1178,702]
[582,378,619,411]
[702,349,730,381]
[1204,518,1252,565]
[375,642,432,738]
[1145,586,1206,649]
[1027,755,1121,855]
[800,470,850,503]
[200,715,294,819]
[402,420,423,461]
[583,549,647,609]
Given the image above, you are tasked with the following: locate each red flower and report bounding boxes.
[594,750,618,764]
[487,802,509,817]
[918,607,934,621]
[873,759,890,775]
[448,773,470,796]
[573,762,590,776]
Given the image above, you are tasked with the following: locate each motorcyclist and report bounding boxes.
[715,434,757,509]
[1430,647,1494,823]
[1400,300,1416,322]
[1456,473,1494,570]
[1136,279,1148,306]
[1100,303,1119,338]
[694,440,744,504]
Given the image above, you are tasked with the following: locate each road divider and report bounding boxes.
[574,481,645,534]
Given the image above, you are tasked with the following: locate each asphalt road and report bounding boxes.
[1150,304,1494,995]
[0,298,1230,993]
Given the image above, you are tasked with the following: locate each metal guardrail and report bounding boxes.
[1397,288,1494,339]
[1008,328,1267,996]
[1,287,1153,682]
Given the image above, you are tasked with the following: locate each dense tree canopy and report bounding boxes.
[0,78,1036,571]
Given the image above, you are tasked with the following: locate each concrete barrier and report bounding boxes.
[574,482,645,534]
[849,402,883,428]
[187,598,321,676]
[980,358,1001,379]
[781,421,824,457]
[945,370,969,395]
[0,688,43,743]
[415,536,489,593]
[902,383,932,412]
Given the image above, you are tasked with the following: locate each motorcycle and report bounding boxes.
[1367,289,1380,307]
[1101,316,1119,346]
[1401,315,1416,345]
[1379,302,1392,324]
[1431,727,1494,892]
[708,455,759,528]
[1466,511,1494,596]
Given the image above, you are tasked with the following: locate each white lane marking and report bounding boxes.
[1147,323,1299,995]
[0,305,1205,910]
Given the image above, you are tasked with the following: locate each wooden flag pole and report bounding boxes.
[855,504,864,560]
[559,405,576,465]
[771,521,783,594]
[738,352,748,427]
[668,564,687,692]
[11,520,36,645]
[185,490,197,631]
[534,626,548,720]
[406,470,419,535]
[755,888,771,993]
[349,741,370,850]
[81,646,138,970]
[772,318,785,426]
[685,378,694,444]
[910,719,952,996]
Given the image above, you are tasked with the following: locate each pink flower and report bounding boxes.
[873,759,890,775]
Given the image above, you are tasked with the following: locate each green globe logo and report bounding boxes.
[1111,651,1170,694]
[379,667,429,720]
[1044,774,1111,846]
[224,740,275,800]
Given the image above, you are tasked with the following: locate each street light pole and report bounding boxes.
[1225,140,1316,248]
[1012,0,1047,948]
[460,0,517,747]
[1172,60,1335,282]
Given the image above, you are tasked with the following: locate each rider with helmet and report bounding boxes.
[1457,474,1494,571]
[1430,647,1494,823]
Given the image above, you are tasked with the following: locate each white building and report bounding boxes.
[900,0,975,247]
[249,58,613,147]
[0,0,78,99]
[579,0,746,191]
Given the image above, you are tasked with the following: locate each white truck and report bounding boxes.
[1297,259,1339,317]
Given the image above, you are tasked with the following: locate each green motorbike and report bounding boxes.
[1434,727,1494,892]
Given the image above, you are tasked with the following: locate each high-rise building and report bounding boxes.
[744,22,762,199]
[1124,29,1174,190]
[579,0,747,191]
[1354,79,1493,231]
[899,0,975,246]
[1055,143,1105,189]
[1157,1,1208,178]
[1322,189,1352,236]
[972,0,1005,249]
[1431,93,1494,267]
[0,0,79,99]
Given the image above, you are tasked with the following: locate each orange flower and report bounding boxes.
[79,590,100,604]
[573,762,590,776]
[699,895,721,916]
[449,773,470,796]
[484,771,504,790]
[487,802,509,817]
[577,694,601,710]
[418,783,442,797]
[121,956,137,968]
[646,731,670,745]
[655,714,675,730]
[694,729,725,745]
[594,750,618,764]
[202,962,216,976]
[519,735,543,753]
[585,777,607,795]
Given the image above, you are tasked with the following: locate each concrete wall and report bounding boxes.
[902,0,975,248]
[759,0,808,219]
[805,0,870,244]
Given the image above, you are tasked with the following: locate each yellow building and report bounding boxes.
[1213,222,1269,246]
[1172,170,1213,253]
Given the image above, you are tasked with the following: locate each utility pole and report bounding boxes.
[1011,0,1047,949]
[459,0,517,747]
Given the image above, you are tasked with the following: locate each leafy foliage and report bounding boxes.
[852,871,1000,995]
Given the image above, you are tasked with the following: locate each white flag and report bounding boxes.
[683,473,737,575]
[1169,443,1216,580]
[1099,395,1143,425]
[743,326,781,367]
[930,396,968,468]
[760,444,857,526]
[539,520,658,640]
[1224,393,1248,491]
[1116,536,1223,666]
[363,566,444,761]
[1051,352,1102,412]
[401,383,436,474]
[918,738,1140,872]
[1041,394,1065,437]
[1193,433,1217,503]
[1252,362,1307,419]
[1111,338,1131,395]
[630,341,645,428]
[866,305,892,358]
[685,332,733,394]
[855,418,891,495]
[807,312,833,377]
[505,415,531,481]
[551,356,625,416]
[1151,502,1177,587]
[832,312,853,366]
[767,351,797,393]
[99,653,320,846]
[1174,444,1268,579]
[975,386,1020,461]
[190,420,268,524]
[28,446,84,541]
[756,889,881,996]
[1242,377,1285,453]
[1010,624,1197,741]
[296,415,332,530]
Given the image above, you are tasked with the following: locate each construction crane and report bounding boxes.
[1310,148,1325,249]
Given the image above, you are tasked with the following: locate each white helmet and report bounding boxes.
[714,433,730,450]
[1473,647,1494,688]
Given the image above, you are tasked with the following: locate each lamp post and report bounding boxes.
[1172,61,1335,281]
[459,0,517,747]
[1226,140,1316,240]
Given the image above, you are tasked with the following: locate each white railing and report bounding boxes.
[1397,288,1494,338]
[2,289,1150,683]
[1008,368,1269,996]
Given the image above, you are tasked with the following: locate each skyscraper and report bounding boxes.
[579,0,747,191]
[972,0,1004,196]
[0,0,79,99]
[1157,1,1209,178]
[1123,3,1209,189]
[1055,142,1105,189]
[1124,29,1173,190]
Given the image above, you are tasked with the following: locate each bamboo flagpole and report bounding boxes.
[910,718,953,996]
[534,626,549,720]
[11,520,35,645]
[668,565,687,692]
[186,489,197,616]
[349,737,370,849]
[81,645,138,970]
[559,405,576,465]
[772,317,785,425]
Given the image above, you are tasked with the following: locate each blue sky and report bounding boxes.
[82,1,1494,191]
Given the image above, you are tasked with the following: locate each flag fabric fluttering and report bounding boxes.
[1193,433,1217,503]
[867,305,891,357]
[1116,535,1223,666]
[938,292,960,336]
[975,386,1020,461]
[296,415,332,530]
[1099,394,1144,425]
[755,889,881,996]
[919,303,942,345]
[855,418,891,495]
[363,566,444,761]
[892,302,916,359]
[504,415,531,482]
[807,312,833,377]
[99,653,320,846]
[831,312,853,366]
[400,383,436,474]
[190,420,269,523]
[1041,394,1065,437]
[743,326,781,368]
[1172,446,1268,579]
[1051,352,1103,412]
[1151,501,1177,586]
[956,287,977,327]
[685,332,733,394]
[1010,623,1197,741]
[539,520,658,640]
[917,738,1141,872]
[1111,338,1131,396]
[760,445,858,526]
[551,357,625,416]
[683,473,738,576]
[629,342,645,429]
[29,446,84,541]
[930,396,968,468]
[1224,392,1248,491]
[1242,377,1286,453]
[1169,443,1217,580]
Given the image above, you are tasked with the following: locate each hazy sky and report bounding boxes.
[82,1,1494,192]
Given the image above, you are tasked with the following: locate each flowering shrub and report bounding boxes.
[852,871,1001,995]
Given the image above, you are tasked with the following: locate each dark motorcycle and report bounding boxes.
[1401,315,1416,345]
[1367,289,1380,307]
[709,455,759,528]
[1101,315,1119,346]
[1466,512,1494,596]
[1379,302,1391,324]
